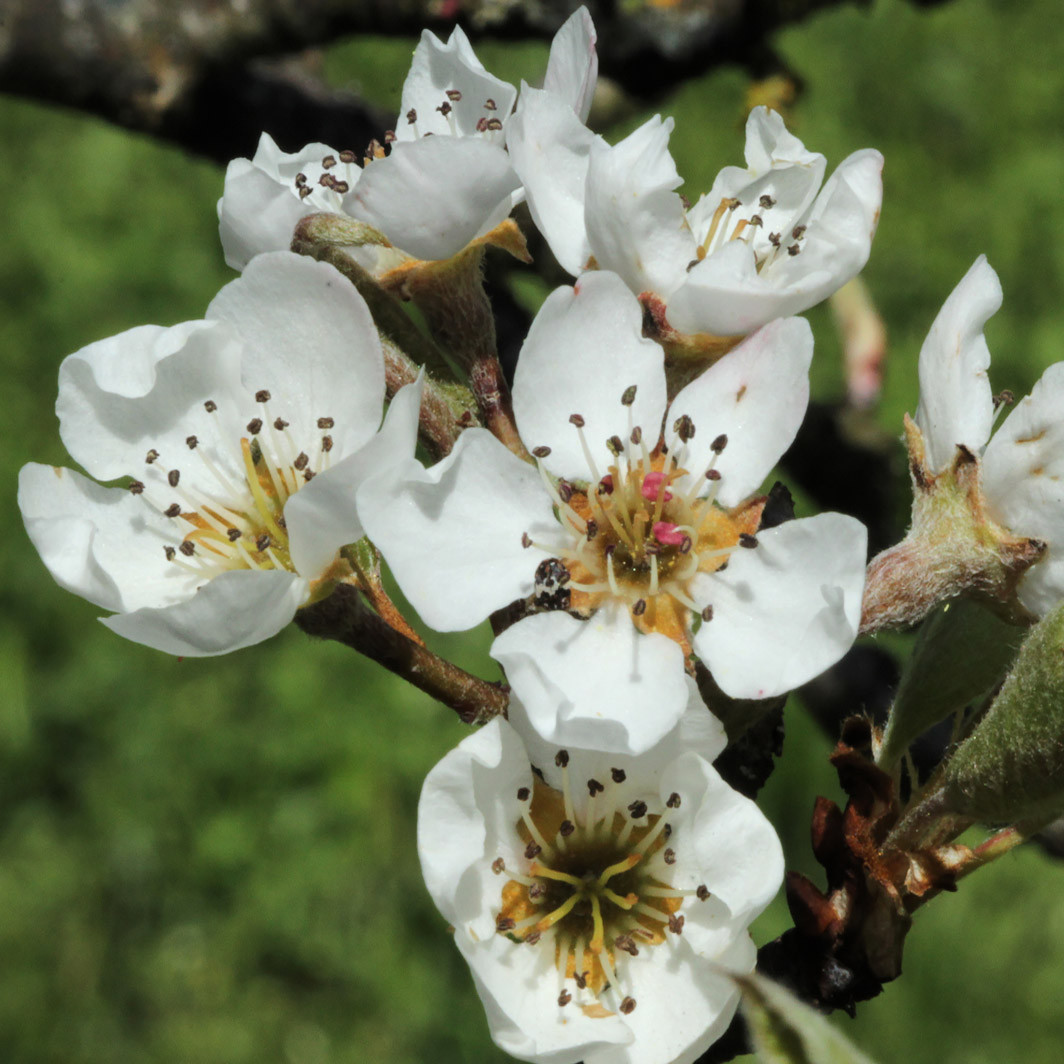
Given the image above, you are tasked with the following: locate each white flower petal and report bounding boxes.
[396,27,516,141]
[542,6,598,123]
[669,317,812,506]
[358,428,556,631]
[350,137,521,261]
[914,256,1000,472]
[585,116,695,297]
[284,376,423,578]
[102,568,307,656]
[491,606,689,756]
[512,272,666,482]
[206,251,385,458]
[506,85,597,276]
[19,463,184,613]
[693,513,867,699]
[56,319,246,483]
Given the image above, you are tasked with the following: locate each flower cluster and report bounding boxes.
[34,5,1061,1063]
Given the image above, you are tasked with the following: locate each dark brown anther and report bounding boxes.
[615,934,639,956]
[611,768,627,784]
[663,823,672,838]
[568,413,586,428]
[994,389,1015,409]
[164,545,176,561]
[167,469,180,488]
[145,449,159,464]
[705,468,722,481]
[621,385,637,406]
[620,997,637,1015]
[294,173,307,186]
[586,520,599,542]
[496,915,516,932]
[406,108,417,124]
[558,480,573,503]
[476,117,489,133]
[339,150,357,164]
[607,434,624,456]
[273,418,288,431]
[759,194,776,209]
[701,604,714,622]
[668,913,685,934]
[696,884,710,901]
[332,181,350,194]
[520,532,534,550]
[680,536,693,555]
[739,533,758,549]
[573,971,588,990]
[204,400,217,413]
[673,414,696,442]
[710,433,728,453]
[179,540,196,557]
[446,89,462,101]
[517,787,530,802]
[322,155,337,169]
[164,503,181,518]
[686,259,701,273]
[555,750,570,768]
[256,534,270,552]
[587,778,605,797]
[792,224,807,240]
[749,214,763,227]
[768,232,781,248]
[317,416,335,429]
[128,480,145,495]
[185,435,198,449]
[485,118,503,132]
[529,883,545,899]
[491,857,505,874]
[246,418,263,435]
[484,98,497,111]
[524,841,542,859]
[525,930,542,945]
[321,435,334,453]
[303,470,315,481]
[557,989,572,1007]
[532,445,551,459]
[627,800,648,819]
[559,819,575,837]
[227,528,241,542]
[299,187,312,200]
[666,792,681,808]
[663,848,677,865]
[632,599,647,616]
[436,101,453,116]
[788,244,801,256]
[294,453,309,471]
[255,389,271,403]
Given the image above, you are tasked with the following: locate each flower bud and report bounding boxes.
[941,601,1064,825]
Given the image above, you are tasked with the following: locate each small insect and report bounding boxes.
[533,558,571,611]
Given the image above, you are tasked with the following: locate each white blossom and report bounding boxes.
[507,103,882,337]
[19,252,420,656]
[914,255,1064,616]
[418,685,783,1064]
[359,271,866,753]
[219,9,597,269]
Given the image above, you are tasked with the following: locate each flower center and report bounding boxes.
[127,390,338,586]
[690,193,806,274]
[493,750,709,1017]
[524,389,763,644]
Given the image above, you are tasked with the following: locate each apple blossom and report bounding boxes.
[219,8,597,270]
[507,102,882,340]
[417,684,783,1064]
[359,271,867,752]
[19,252,421,657]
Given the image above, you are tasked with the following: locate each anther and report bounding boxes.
[227,528,241,542]
[663,848,677,865]
[485,118,503,132]
[128,480,145,495]
[994,389,1015,408]
[517,787,530,802]
[168,469,180,488]
[525,930,542,945]
[615,934,639,956]
[739,533,758,549]
[484,98,497,111]
[749,214,763,227]
[322,155,337,169]
[673,414,696,442]
[303,470,315,481]
[179,540,196,557]
[679,536,693,554]
[299,187,312,200]
[559,819,575,837]
[621,385,637,406]
[491,857,505,874]
[792,224,807,240]
[321,435,334,453]
[185,435,198,449]
[339,150,357,164]
[295,173,307,187]
[247,418,263,434]
[446,89,462,101]
[587,778,605,797]
[406,108,417,124]
[573,971,588,990]
[145,449,159,464]
[525,841,542,859]
[788,244,801,256]
[607,435,624,456]
[586,520,599,542]
[204,400,217,413]
[705,469,722,481]
[164,545,176,561]
[555,750,570,768]
[383,130,396,144]
[317,416,335,429]
[436,101,452,116]
[632,599,647,616]
[255,389,271,403]
[597,475,613,495]
[611,768,627,784]
[568,413,585,428]
[256,534,271,552]
[701,605,714,622]
[529,883,545,899]
[319,173,336,189]
[668,914,685,934]
[557,990,572,1007]
[164,503,181,518]
[272,417,288,431]
[294,452,309,470]
[759,194,776,209]
[496,915,516,932]
[666,792,681,808]
[696,885,710,901]
[710,433,728,453]
[620,997,637,1015]
[332,181,350,194]
[532,445,551,459]
[627,800,648,819]
[630,426,642,445]
[557,480,573,503]
[768,232,781,248]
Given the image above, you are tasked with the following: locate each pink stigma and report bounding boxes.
[642,472,673,503]
[653,522,685,546]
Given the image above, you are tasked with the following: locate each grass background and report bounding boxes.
[2,0,1064,1060]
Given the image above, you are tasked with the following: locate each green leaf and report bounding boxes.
[738,973,881,1064]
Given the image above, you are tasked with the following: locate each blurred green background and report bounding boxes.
[3,0,1064,1060]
